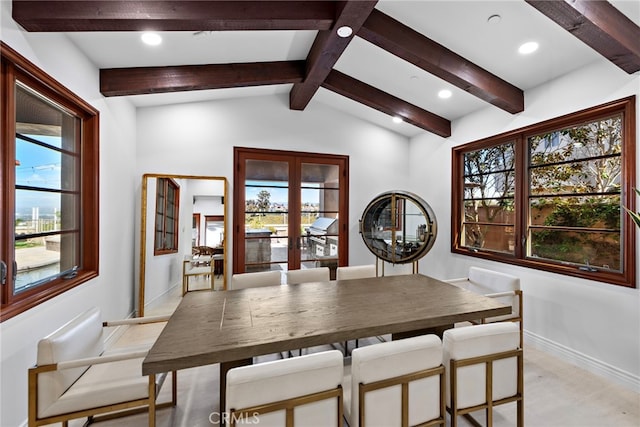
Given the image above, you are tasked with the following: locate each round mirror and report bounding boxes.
[359,190,437,264]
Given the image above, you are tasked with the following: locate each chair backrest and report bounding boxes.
[231,270,282,290]
[336,265,376,281]
[36,307,105,412]
[468,266,520,293]
[226,350,344,426]
[467,266,521,318]
[443,322,521,409]
[285,267,330,285]
[349,334,445,427]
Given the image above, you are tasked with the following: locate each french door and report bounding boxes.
[233,147,349,278]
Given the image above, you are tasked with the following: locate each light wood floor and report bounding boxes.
[67,281,639,427]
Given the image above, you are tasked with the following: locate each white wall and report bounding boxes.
[2,3,638,425]
[410,59,640,390]
[135,94,411,284]
[0,3,139,426]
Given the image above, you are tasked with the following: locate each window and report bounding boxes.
[1,42,99,321]
[452,97,635,287]
[154,178,180,255]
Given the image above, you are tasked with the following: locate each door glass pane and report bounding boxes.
[244,160,289,272]
[300,163,339,276]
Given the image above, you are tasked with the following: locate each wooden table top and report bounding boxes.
[142,273,510,375]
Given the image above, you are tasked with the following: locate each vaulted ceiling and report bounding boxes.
[11,0,640,137]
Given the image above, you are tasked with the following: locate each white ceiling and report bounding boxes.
[64,0,640,138]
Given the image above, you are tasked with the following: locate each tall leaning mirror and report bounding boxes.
[138,174,227,317]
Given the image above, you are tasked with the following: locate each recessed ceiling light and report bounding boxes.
[438,89,452,99]
[336,26,353,38]
[141,32,162,46]
[518,41,539,55]
[487,14,502,24]
[392,116,403,124]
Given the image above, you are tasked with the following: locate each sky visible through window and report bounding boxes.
[245,181,319,205]
[15,134,60,216]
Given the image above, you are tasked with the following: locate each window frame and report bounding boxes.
[153,177,180,255]
[452,96,636,288]
[1,42,99,322]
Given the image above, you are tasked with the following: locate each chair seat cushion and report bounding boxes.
[185,266,211,275]
[39,357,150,418]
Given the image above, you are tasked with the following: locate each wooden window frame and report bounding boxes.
[452,96,636,288]
[153,177,180,255]
[1,42,99,322]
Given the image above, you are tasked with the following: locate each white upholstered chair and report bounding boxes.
[182,255,214,294]
[231,270,282,290]
[345,334,446,427]
[336,264,377,281]
[28,307,176,427]
[285,267,331,356]
[444,266,523,347]
[443,322,523,427]
[226,350,344,427]
[336,264,378,352]
[285,266,330,285]
[231,270,285,360]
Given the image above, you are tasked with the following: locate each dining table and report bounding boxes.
[142,273,511,412]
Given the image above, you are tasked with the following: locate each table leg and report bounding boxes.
[219,358,253,418]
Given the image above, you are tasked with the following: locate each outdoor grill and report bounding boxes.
[306,217,338,257]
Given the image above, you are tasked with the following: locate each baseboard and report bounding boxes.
[143,282,181,311]
[524,330,640,393]
[103,308,139,349]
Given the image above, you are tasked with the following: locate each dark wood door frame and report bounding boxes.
[233,147,349,274]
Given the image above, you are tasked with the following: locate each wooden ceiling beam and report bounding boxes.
[100,61,305,96]
[525,0,640,74]
[359,9,524,114]
[289,0,378,111]
[322,70,451,137]
[12,1,336,31]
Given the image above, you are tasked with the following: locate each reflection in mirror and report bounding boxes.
[138,174,227,317]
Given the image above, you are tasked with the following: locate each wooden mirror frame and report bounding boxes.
[138,174,228,317]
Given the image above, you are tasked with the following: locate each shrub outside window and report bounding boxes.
[452,97,635,287]
[1,42,99,321]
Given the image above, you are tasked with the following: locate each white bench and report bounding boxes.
[28,307,176,427]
